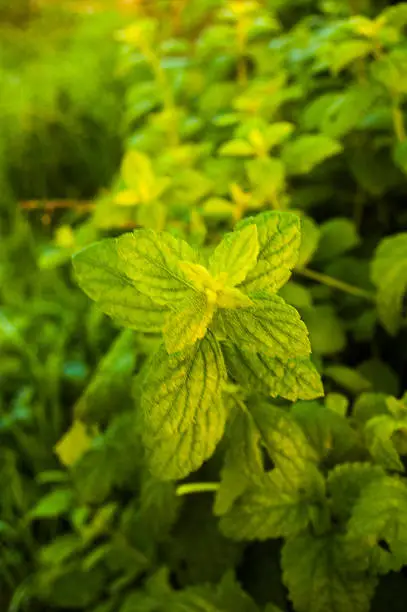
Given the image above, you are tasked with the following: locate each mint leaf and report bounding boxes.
[281,135,343,175]
[215,405,264,516]
[168,572,259,612]
[209,225,259,287]
[329,40,373,74]
[324,365,371,395]
[279,281,313,309]
[141,334,226,480]
[236,211,301,293]
[296,215,320,269]
[291,402,357,463]
[348,476,407,571]
[364,414,406,472]
[327,462,386,522]
[163,293,215,354]
[55,420,94,467]
[220,466,324,541]
[223,344,323,401]
[74,329,138,424]
[116,229,199,305]
[282,533,377,612]
[250,403,319,471]
[73,239,168,332]
[371,233,407,335]
[302,305,346,355]
[219,294,311,359]
[219,139,255,156]
[314,218,360,262]
[30,489,73,520]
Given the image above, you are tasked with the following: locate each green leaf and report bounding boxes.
[325,393,349,417]
[39,566,105,609]
[264,121,295,149]
[282,533,377,612]
[202,197,235,221]
[215,404,264,516]
[55,420,94,467]
[371,233,407,335]
[219,294,310,359]
[324,365,372,395]
[250,402,319,470]
[72,446,116,505]
[246,157,286,203]
[327,462,386,522]
[163,293,215,354]
[223,344,323,402]
[236,211,301,294]
[213,572,259,612]
[279,281,313,309]
[30,489,73,520]
[304,85,380,139]
[122,473,180,550]
[74,329,138,424]
[348,476,407,570]
[364,414,406,472]
[282,135,342,175]
[352,392,389,427]
[291,402,358,463]
[371,52,407,96]
[219,139,255,157]
[329,40,373,74]
[356,359,399,397]
[73,239,168,332]
[393,140,407,175]
[168,572,259,612]
[121,150,169,203]
[302,305,346,355]
[209,225,259,287]
[314,218,360,262]
[141,335,226,480]
[296,215,320,269]
[169,495,241,585]
[220,467,325,541]
[116,229,198,306]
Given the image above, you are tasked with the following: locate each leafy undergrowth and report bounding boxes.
[3,1,407,611]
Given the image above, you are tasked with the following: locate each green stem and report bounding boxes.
[296,267,375,301]
[176,482,220,496]
[392,103,406,143]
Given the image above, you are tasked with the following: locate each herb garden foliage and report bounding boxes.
[5,0,407,611]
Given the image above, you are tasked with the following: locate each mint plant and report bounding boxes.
[5,1,407,611]
[73,210,322,480]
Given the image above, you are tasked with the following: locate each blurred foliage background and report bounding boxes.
[3,0,407,611]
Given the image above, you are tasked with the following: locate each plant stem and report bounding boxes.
[296,267,375,301]
[392,103,406,143]
[176,482,220,496]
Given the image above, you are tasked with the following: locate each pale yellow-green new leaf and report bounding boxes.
[121,150,170,203]
[55,420,96,467]
[141,335,226,480]
[209,224,259,287]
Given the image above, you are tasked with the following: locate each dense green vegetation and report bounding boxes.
[3,1,407,611]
